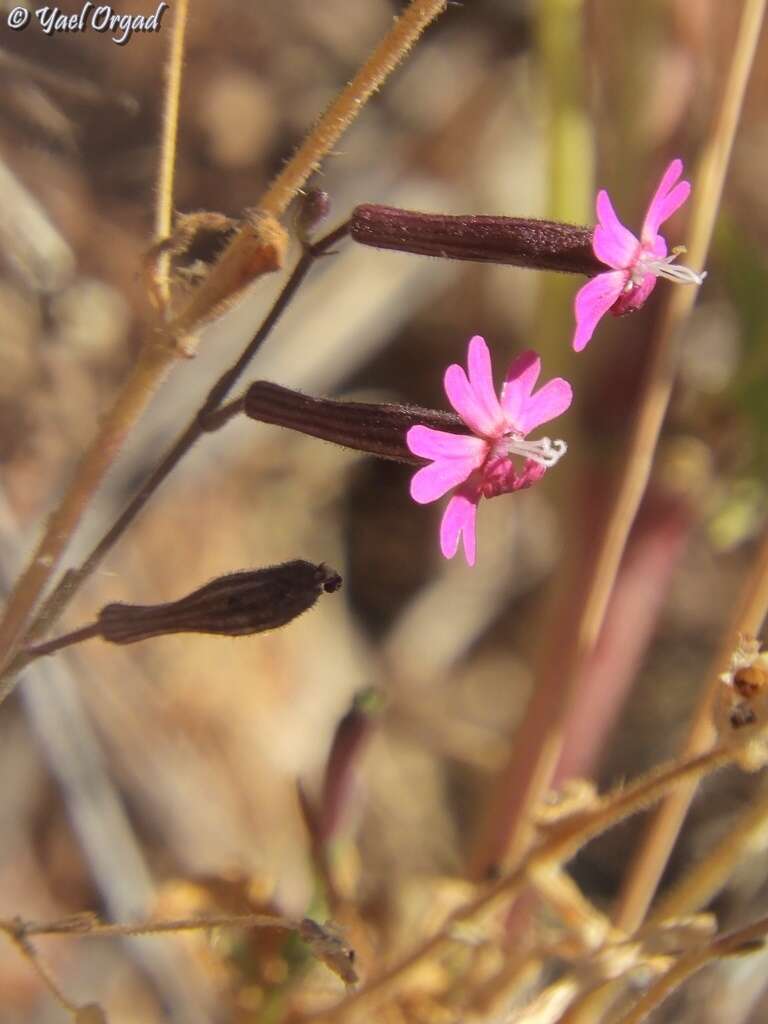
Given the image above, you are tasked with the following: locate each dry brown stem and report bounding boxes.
[616,521,768,931]
[302,732,764,1023]
[613,914,768,1024]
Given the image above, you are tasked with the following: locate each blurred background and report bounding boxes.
[0,0,767,1020]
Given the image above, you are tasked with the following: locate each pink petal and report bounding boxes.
[406,425,486,462]
[410,457,478,505]
[440,493,478,565]
[610,273,657,316]
[444,364,500,438]
[650,234,668,260]
[641,159,690,241]
[593,191,639,268]
[466,335,505,434]
[500,350,540,425]
[516,378,573,434]
[572,271,627,351]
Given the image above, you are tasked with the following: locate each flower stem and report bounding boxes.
[350,205,601,275]
[243,381,463,464]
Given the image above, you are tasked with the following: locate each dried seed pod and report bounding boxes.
[99,561,341,643]
[26,561,342,657]
[244,380,465,464]
[350,204,602,276]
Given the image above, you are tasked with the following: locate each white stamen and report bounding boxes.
[505,435,568,467]
[637,250,706,287]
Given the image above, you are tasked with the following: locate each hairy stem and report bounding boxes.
[258,0,446,220]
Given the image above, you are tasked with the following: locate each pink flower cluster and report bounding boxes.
[408,160,705,565]
[407,336,571,566]
[572,159,705,351]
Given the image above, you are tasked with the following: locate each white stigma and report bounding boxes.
[505,435,568,468]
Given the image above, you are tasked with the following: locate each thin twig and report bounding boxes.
[12,912,298,940]
[0,223,348,690]
[650,783,768,924]
[154,0,190,309]
[3,912,358,988]
[0,342,180,688]
[467,0,766,882]
[0,0,445,692]
[2,924,79,1017]
[615,522,768,931]
[613,914,768,1024]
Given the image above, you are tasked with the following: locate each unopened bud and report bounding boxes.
[26,561,342,657]
[350,204,602,276]
[99,561,341,643]
[244,381,466,464]
[318,690,382,842]
[296,189,332,243]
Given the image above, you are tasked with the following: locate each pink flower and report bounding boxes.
[573,159,706,352]
[406,335,572,566]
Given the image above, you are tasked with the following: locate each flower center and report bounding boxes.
[633,246,706,287]
[499,433,568,468]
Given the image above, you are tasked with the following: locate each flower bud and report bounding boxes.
[26,561,342,657]
[244,380,465,463]
[350,204,603,276]
[295,189,332,243]
[99,561,341,643]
